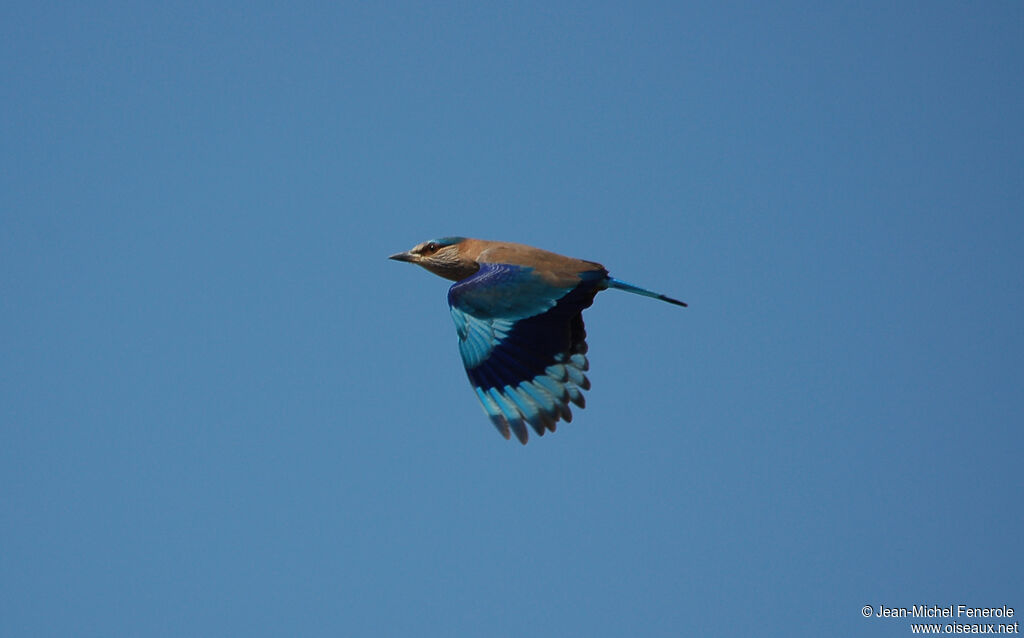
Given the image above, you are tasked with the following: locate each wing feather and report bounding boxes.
[448,263,605,443]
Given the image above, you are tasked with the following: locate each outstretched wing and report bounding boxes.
[447,263,605,443]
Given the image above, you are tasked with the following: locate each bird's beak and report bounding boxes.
[388,250,417,263]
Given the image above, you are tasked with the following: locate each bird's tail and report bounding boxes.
[607,278,687,307]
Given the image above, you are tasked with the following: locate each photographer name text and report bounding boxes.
[870,605,1015,619]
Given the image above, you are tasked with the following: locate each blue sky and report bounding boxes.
[2,2,1021,636]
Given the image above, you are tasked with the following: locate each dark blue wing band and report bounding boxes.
[447,264,607,443]
[464,280,597,391]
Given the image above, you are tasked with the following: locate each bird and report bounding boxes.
[389,237,686,444]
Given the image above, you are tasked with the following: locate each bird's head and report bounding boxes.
[389,237,479,281]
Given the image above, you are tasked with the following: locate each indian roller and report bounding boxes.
[390,237,686,444]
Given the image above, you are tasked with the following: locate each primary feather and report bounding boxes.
[389,237,685,444]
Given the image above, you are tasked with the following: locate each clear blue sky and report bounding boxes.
[2,2,1021,637]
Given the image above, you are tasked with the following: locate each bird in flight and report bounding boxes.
[390,237,686,444]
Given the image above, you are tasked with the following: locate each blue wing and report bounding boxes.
[448,263,605,443]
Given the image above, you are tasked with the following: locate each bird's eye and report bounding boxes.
[423,242,439,253]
